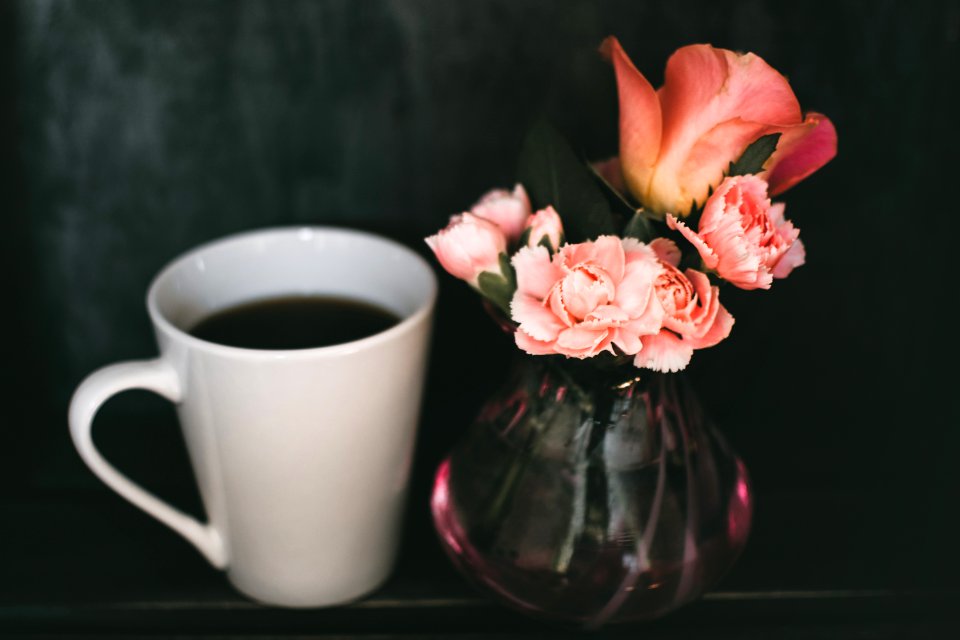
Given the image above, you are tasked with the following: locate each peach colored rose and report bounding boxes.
[470,184,532,243]
[523,205,564,252]
[668,175,804,290]
[602,37,837,216]
[634,239,735,373]
[425,213,507,287]
[510,236,663,359]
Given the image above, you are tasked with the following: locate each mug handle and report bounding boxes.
[68,358,228,569]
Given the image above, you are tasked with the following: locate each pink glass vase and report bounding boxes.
[431,358,753,628]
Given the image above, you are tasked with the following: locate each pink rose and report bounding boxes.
[425,213,507,287]
[667,175,804,290]
[602,37,837,216]
[470,184,532,243]
[523,205,564,252]
[634,239,735,373]
[510,236,663,359]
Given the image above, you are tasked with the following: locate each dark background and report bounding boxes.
[2,0,959,633]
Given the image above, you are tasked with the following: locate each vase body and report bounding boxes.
[431,358,752,627]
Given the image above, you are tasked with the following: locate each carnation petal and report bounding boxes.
[510,293,565,341]
[696,303,735,349]
[555,326,612,358]
[583,304,630,327]
[425,213,505,284]
[615,258,660,317]
[472,186,532,241]
[771,237,806,279]
[590,235,626,282]
[684,268,722,339]
[768,202,788,226]
[612,328,643,356]
[667,215,719,270]
[650,237,682,267]
[512,245,563,298]
[634,331,694,373]
[515,327,560,356]
[620,302,665,344]
[512,183,531,209]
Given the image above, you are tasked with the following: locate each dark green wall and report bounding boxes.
[3,0,958,565]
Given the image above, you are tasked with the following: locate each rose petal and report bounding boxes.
[592,156,627,194]
[672,118,780,213]
[659,46,801,148]
[646,44,803,214]
[601,37,662,204]
[766,113,838,196]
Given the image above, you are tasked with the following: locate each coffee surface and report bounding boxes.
[188,295,400,350]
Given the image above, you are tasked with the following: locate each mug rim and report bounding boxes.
[146,226,437,359]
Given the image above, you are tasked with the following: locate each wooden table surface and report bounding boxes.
[2,487,956,638]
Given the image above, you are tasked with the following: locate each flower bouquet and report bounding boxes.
[427,39,836,627]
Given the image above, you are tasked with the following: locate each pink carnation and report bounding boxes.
[470,184,531,243]
[634,239,735,372]
[510,236,663,359]
[668,175,804,290]
[523,205,564,252]
[425,213,507,287]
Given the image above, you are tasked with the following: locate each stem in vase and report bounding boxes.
[586,404,669,629]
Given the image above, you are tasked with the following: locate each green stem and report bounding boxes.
[474,392,561,550]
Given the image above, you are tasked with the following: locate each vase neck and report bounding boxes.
[535,356,653,399]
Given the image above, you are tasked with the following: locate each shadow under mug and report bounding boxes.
[68,227,437,607]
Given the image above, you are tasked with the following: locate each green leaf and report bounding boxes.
[588,162,636,218]
[517,121,616,243]
[623,209,655,243]
[537,235,555,253]
[498,252,516,288]
[517,226,533,249]
[727,133,781,177]
[477,256,516,316]
[684,198,705,231]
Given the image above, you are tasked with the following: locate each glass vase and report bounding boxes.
[431,357,752,628]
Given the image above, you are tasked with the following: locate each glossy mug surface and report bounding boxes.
[68,227,437,607]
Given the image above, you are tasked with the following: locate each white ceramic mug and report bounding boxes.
[68,227,437,607]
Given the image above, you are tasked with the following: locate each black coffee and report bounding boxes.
[188,295,401,350]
